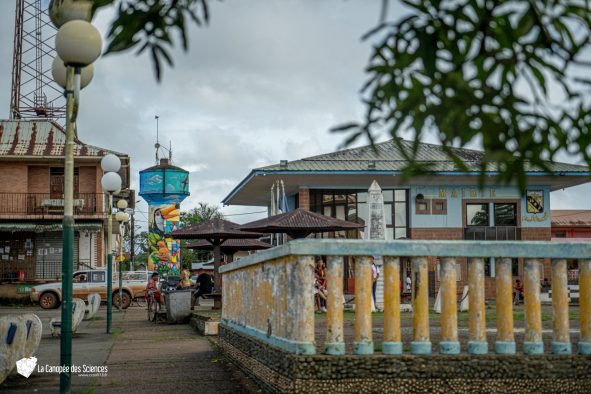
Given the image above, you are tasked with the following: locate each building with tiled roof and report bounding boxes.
[223,139,591,300]
[224,139,589,206]
[552,210,591,239]
[0,119,131,283]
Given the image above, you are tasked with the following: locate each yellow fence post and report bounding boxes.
[354,256,373,354]
[580,259,591,355]
[439,257,459,354]
[524,258,543,354]
[495,258,515,354]
[411,257,431,354]
[383,256,402,354]
[551,259,571,354]
[293,255,316,354]
[325,255,345,355]
[468,258,487,354]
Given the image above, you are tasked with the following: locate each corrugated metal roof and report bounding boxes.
[551,210,591,227]
[0,119,125,158]
[258,139,589,173]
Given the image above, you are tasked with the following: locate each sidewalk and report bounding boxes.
[0,304,259,393]
[94,306,259,393]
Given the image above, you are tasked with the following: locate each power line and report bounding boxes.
[223,210,267,217]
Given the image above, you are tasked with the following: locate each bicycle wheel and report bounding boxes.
[147,297,155,321]
[153,300,160,321]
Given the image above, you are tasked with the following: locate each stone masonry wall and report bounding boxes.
[220,325,591,394]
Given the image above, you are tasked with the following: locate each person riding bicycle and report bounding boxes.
[146,272,163,305]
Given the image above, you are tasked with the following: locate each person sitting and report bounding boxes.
[146,272,163,305]
[178,264,193,289]
[513,279,524,305]
[191,269,213,310]
[314,258,327,312]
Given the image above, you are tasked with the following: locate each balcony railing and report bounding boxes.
[0,193,105,215]
[220,239,591,356]
[464,226,521,240]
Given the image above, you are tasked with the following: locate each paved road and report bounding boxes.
[0,304,259,393]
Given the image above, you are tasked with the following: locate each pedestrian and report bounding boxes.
[513,279,524,305]
[405,272,412,292]
[314,257,327,312]
[371,257,379,305]
[191,269,213,310]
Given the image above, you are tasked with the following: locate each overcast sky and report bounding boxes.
[1,0,590,229]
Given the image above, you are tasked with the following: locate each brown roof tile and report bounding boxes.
[171,218,262,239]
[551,210,591,227]
[0,119,124,158]
[239,208,363,238]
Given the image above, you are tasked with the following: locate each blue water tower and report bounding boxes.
[139,158,190,275]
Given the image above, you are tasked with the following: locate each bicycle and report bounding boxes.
[146,290,160,322]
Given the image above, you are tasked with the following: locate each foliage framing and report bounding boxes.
[334,0,591,191]
[93,0,209,81]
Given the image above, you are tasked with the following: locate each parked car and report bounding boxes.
[30,270,149,309]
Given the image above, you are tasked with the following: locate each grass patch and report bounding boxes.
[326,308,580,323]
[83,384,96,394]
[111,328,124,338]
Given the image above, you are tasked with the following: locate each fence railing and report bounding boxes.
[220,239,591,356]
[0,193,104,215]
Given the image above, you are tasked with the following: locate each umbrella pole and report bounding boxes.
[213,240,222,309]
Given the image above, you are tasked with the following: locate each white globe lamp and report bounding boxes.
[49,0,94,28]
[115,211,127,223]
[101,172,122,193]
[101,154,121,173]
[117,199,128,210]
[56,20,102,67]
[52,56,94,89]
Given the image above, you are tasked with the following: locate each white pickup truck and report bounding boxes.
[30,270,149,309]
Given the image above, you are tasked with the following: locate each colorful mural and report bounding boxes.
[147,203,182,275]
[139,159,190,276]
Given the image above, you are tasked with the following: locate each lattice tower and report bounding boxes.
[10,0,65,126]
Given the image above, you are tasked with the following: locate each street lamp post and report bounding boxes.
[101,155,122,332]
[115,205,129,310]
[49,3,101,392]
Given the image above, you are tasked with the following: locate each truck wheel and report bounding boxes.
[40,292,59,309]
[113,291,131,309]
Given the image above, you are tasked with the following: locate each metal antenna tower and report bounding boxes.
[154,115,173,164]
[10,0,66,126]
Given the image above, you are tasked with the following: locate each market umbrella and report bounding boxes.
[238,208,364,239]
[185,238,272,262]
[170,218,262,309]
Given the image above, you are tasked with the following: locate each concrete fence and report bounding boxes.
[222,255,316,354]
[0,314,43,384]
[220,239,591,356]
